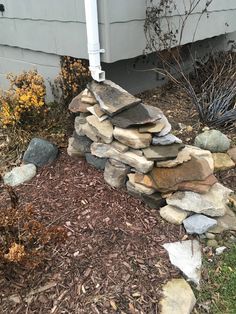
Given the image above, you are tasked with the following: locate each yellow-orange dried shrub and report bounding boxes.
[0,185,66,269]
[55,56,91,104]
[0,70,46,127]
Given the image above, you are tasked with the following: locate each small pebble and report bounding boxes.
[216,246,227,255]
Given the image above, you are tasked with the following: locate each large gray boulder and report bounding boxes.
[23,138,58,167]
[183,214,217,234]
[194,130,231,152]
[3,164,37,186]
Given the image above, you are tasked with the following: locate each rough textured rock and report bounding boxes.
[91,143,154,173]
[126,181,142,198]
[158,115,172,136]
[208,207,236,233]
[159,278,196,314]
[129,149,143,157]
[68,92,90,113]
[81,89,97,105]
[213,153,235,172]
[141,192,166,209]
[71,133,92,153]
[76,121,101,142]
[183,214,217,234]
[104,159,130,188]
[127,174,156,195]
[142,143,185,161]
[134,173,157,189]
[23,138,58,167]
[227,147,236,163]
[88,80,141,116]
[185,145,214,171]
[3,164,37,186]
[139,121,165,133]
[74,115,87,136]
[152,134,182,146]
[150,157,213,192]
[155,146,192,168]
[160,205,188,225]
[67,137,86,157]
[163,240,202,285]
[113,127,152,149]
[110,103,162,128]
[85,153,107,170]
[111,140,129,152]
[171,174,218,194]
[87,104,108,121]
[167,183,232,217]
[86,115,113,144]
[194,130,231,152]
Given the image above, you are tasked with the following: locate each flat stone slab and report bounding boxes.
[155,146,192,168]
[23,138,58,167]
[163,240,202,285]
[128,173,156,195]
[113,127,152,149]
[194,129,231,153]
[213,153,235,172]
[86,115,113,144]
[150,156,213,192]
[185,145,214,171]
[68,92,90,113]
[139,121,165,133]
[167,183,232,217]
[87,80,141,116]
[142,143,185,161]
[152,134,182,146]
[110,103,162,128]
[3,164,37,186]
[87,104,108,122]
[134,173,157,189]
[171,174,218,194]
[91,143,154,173]
[159,278,196,314]
[183,214,217,234]
[160,205,188,225]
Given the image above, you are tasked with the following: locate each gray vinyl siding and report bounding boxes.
[0,0,236,63]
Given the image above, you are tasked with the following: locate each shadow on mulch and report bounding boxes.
[1,150,185,314]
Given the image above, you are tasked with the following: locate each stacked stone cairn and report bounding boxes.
[68,80,235,236]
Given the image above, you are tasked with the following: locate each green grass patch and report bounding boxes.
[196,244,236,313]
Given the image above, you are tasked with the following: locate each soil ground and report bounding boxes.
[0,84,235,313]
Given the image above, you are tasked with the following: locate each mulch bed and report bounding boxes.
[0,151,185,314]
[1,83,235,313]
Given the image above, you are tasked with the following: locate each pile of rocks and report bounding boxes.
[68,80,235,237]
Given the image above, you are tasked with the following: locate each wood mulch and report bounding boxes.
[0,151,185,314]
[0,83,235,313]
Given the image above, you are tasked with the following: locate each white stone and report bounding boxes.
[159,278,196,314]
[160,205,188,225]
[163,240,202,285]
[91,142,154,173]
[215,246,227,255]
[167,183,232,217]
[3,164,37,186]
[183,214,217,234]
[158,115,172,136]
[152,134,182,146]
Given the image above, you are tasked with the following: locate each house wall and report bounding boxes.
[0,1,236,98]
[0,0,236,62]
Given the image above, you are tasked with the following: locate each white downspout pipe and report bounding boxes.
[84,0,105,82]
